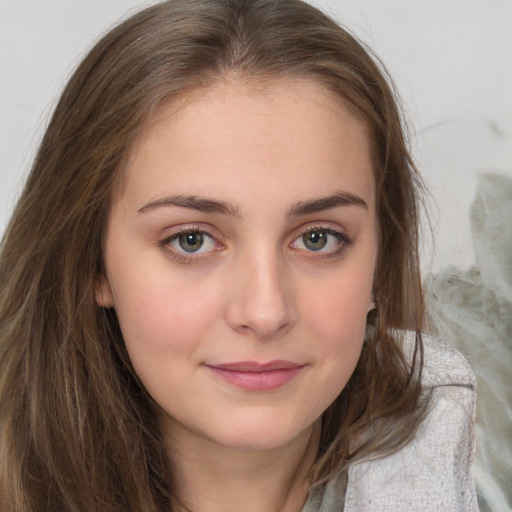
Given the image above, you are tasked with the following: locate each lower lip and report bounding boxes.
[206,366,303,390]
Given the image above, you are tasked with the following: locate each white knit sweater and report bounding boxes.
[303,332,479,512]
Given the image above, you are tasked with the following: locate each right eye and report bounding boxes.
[162,229,218,256]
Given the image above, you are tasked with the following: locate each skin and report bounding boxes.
[96,77,378,512]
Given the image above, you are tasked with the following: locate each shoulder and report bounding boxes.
[402,330,477,389]
[343,331,479,512]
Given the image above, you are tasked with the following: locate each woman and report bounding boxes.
[0,0,477,510]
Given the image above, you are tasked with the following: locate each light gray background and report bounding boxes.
[1,0,511,273]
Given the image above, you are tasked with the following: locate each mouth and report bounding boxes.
[204,360,305,390]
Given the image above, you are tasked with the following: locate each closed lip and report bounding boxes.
[205,360,305,372]
[204,360,306,390]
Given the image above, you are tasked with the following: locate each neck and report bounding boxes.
[164,420,321,512]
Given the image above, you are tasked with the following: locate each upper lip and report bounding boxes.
[205,360,304,372]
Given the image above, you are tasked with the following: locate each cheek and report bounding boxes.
[299,263,373,387]
[110,266,224,368]
[303,267,373,332]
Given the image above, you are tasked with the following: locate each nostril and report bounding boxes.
[223,255,297,340]
[229,311,296,340]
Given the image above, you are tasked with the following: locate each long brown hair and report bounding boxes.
[0,1,427,510]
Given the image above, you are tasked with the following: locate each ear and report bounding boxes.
[94,274,115,308]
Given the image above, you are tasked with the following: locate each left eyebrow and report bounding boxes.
[286,192,368,217]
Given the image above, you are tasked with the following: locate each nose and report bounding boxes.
[224,249,297,340]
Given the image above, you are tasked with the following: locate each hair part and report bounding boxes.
[0,1,428,510]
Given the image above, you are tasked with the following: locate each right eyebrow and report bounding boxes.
[137,195,242,218]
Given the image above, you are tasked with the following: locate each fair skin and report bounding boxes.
[96,77,377,512]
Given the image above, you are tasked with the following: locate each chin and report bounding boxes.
[204,417,317,452]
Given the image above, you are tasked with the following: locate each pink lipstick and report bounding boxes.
[205,360,304,390]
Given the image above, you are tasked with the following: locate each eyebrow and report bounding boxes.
[138,195,242,217]
[137,191,367,217]
[286,192,368,216]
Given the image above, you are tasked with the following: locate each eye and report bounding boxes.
[163,229,218,255]
[291,227,349,255]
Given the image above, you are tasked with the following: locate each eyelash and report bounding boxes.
[158,224,351,263]
[291,226,352,259]
[159,225,220,264]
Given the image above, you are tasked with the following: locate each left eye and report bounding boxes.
[166,230,217,254]
[292,228,346,253]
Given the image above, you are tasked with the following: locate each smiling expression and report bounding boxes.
[96,77,378,452]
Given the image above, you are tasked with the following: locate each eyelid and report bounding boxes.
[157,221,351,264]
[289,223,352,257]
[158,224,223,262]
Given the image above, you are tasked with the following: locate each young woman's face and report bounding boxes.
[97,78,377,452]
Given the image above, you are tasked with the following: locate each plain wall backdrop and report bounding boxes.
[1,0,511,273]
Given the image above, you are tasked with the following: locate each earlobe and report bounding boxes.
[94,275,115,308]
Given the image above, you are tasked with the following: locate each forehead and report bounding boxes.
[118,76,375,211]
